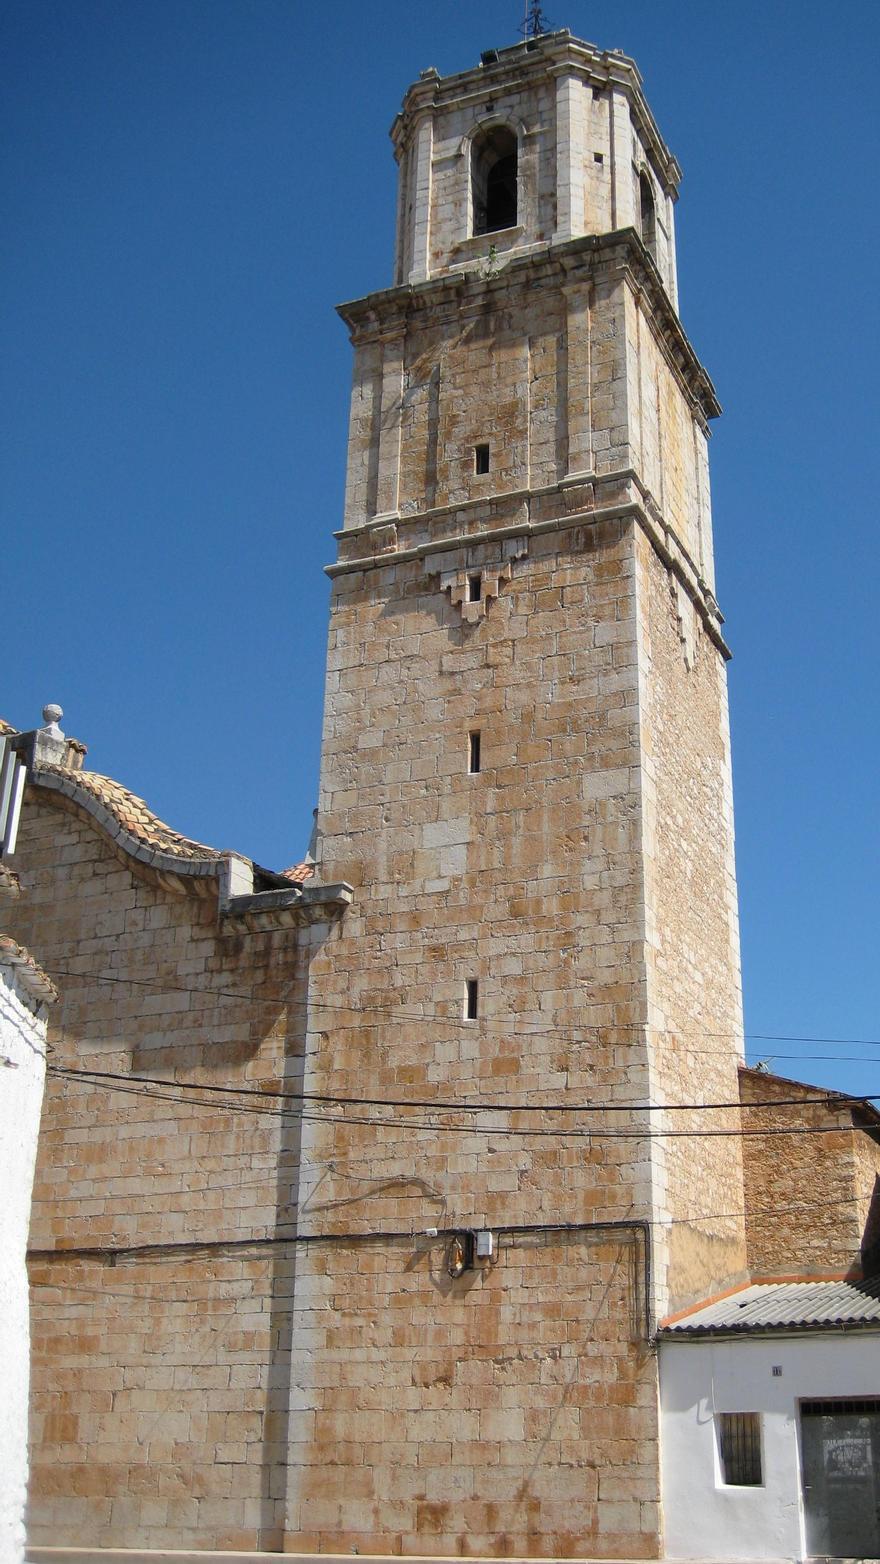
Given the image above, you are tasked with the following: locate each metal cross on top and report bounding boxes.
[520,0,551,37]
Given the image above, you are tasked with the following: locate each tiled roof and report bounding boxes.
[661,1279,880,1336]
[281,862,315,885]
[40,765,221,863]
[0,934,59,1005]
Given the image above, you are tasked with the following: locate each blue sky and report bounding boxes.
[4,1,878,1099]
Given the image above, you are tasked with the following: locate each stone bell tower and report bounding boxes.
[289,31,745,1558]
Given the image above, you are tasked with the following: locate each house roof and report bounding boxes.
[739,1063,880,1133]
[661,1278,880,1337]
[0,934,59,1007]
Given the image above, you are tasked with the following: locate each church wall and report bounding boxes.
[625,289,711,581]
[284,1229,659,1559]
[7,795,310,1551]
[634,534,747,1314]
[342,263,633,534]
[299,517,666,1556]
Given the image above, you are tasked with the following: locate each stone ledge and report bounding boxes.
[221,881,353,932]
[26,1552,793,1564]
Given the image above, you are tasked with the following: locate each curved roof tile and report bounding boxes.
[39,764,221,863]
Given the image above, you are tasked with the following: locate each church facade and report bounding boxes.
[6,28,880,1562]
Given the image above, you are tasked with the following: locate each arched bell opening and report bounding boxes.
[472,125,518,236]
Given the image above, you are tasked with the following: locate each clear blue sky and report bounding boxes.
[4,1,878,1100]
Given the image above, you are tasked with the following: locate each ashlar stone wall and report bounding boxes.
[7,790,313,1552]
[635,533,747,1315]
[740,1067,880,1280]
[296,515,664,1557]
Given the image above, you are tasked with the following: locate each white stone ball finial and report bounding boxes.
[41,703,64,739]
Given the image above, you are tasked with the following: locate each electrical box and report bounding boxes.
[475,1230,494,1259]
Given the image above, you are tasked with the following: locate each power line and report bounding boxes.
[48,1060,875,1118]
[28,1186,873,1278]
[47,1065,877,1140]
[42,962,880,1052]
[26,1182,878,1272]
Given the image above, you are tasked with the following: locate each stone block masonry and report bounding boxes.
[0,26,795,1559]
[294,31,744,1554]
[5,779,330,1551]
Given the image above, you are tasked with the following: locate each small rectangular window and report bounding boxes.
[474,443,490,475]
[593,151,604,164]
[467,573,482,602]
[465,979,479,1020]
[468,731,481,774]
[717,1412,762,1486]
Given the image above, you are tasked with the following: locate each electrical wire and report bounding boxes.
[40,962,880,1052]
[27,1185,874,1284]
[45,1066,877,1140]
[47,1060,876,1116]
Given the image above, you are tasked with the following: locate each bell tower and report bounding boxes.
[290,30,745,1558]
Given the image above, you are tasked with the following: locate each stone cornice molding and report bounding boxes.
[326,470,730,661]
[391,32,681,193]
[337,229,720,424]
[221,882,354,933]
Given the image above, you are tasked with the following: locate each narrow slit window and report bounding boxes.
[717,1413,762,1486]
[468,731,481,773]
[465,979,479,1020]
[467,573,482,602]
[474,443,490,475]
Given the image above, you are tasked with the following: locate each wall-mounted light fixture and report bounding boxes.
[446,1229,494,1276]
[447,1231,474,1277]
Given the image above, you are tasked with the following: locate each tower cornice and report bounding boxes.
[391,32,681,194]
[338,229,720,425]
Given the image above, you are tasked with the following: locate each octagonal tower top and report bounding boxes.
[391,30,680,307]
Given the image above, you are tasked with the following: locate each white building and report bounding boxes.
[660,1280,880,1560]
[0,888,57,1564]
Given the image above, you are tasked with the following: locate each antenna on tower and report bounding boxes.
[520,0,551,39]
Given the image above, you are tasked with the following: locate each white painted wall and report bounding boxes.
[0,955,51,1564]
[660,1331,880,1560]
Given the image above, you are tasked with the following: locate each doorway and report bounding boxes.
[800,1398,880,1557]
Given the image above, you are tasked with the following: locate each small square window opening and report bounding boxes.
[593,152,604,164]
[717,1412,762,1487]
[465,979,479,1020]
[467,573,482,603]
[468,731,481,774]
[474,444,490,475]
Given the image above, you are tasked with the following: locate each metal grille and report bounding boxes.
[802,1398,880,1417]
[718,1412,763,1485]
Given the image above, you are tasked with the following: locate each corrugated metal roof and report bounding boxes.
[661,1279,880,1336]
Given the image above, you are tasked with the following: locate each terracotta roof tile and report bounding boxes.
[42,765,221,863]
[280,862,315,885]
[0,934,59,1005]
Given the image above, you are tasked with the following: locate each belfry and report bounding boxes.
[292,27,745,1557]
